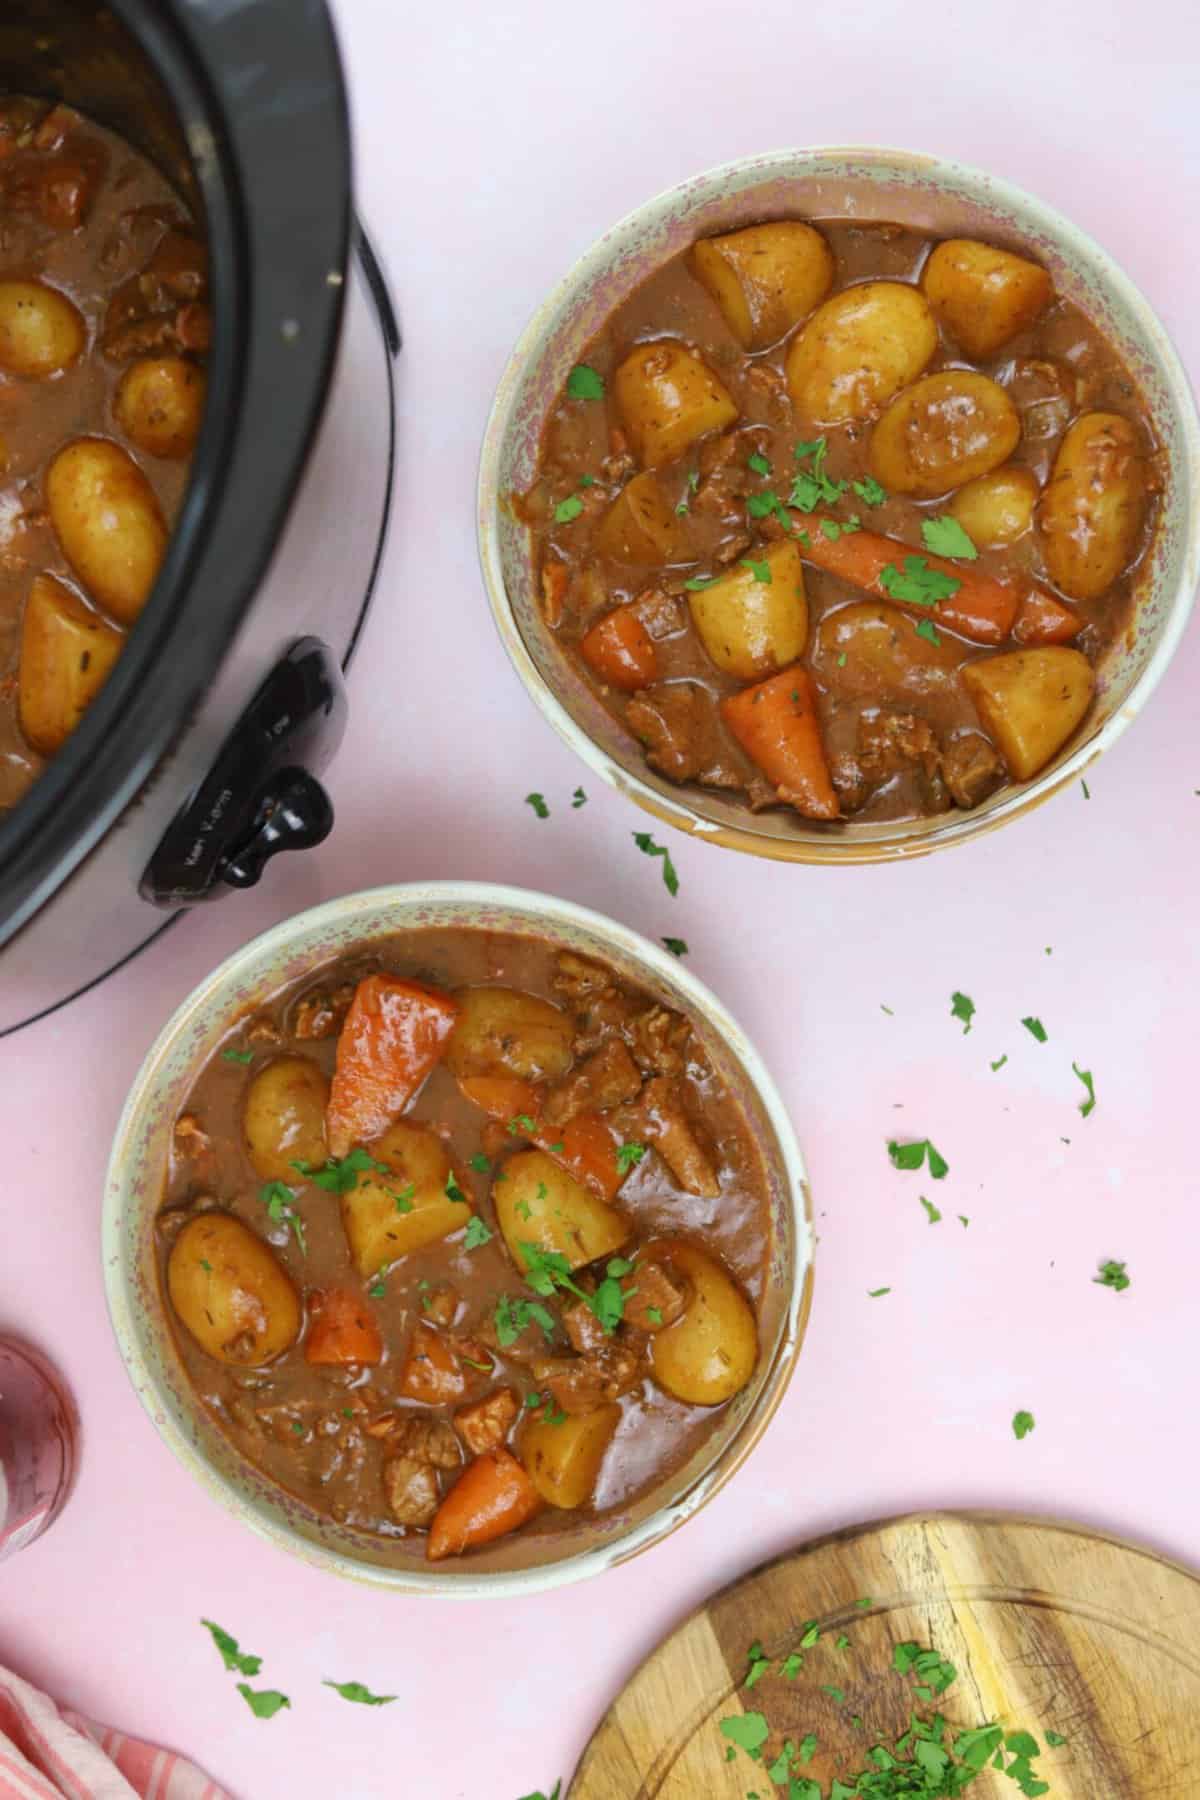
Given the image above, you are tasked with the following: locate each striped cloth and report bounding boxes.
[0,1668,232,1800]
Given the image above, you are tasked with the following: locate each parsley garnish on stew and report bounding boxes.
[291,1148,386,1194]
[259,1182,307,1255]
[237,1684,290,1720]
[1021,1016,1048,1043]
[661,936,688,957]
[616,1141,647,1174]
[1013,1409,1036,1440]
[741,556,772,583]
[853,475,887,506]
[684,574,718,590]
[323,1680,396,1706]
[462,1216,493,1251]
[921,515,979,561]
[493,1294,556,1348]
[445,1172,468,1204]
[553,494,583,524]
[1072,1062,1097,1117]
[201,1620,261,1676]
[747,451,772,476]
[221,1047,254,1064]
[566,364,604,400]
[524,791,550,819]
[887,1139,949,1180]
[469,1153,491,1173]
[633,830,679,895]
[1095,1258,1130,1292]
[950,991,975,1034]
[507,1113,537,1136]
[914,618,942,646]
[878,555,962,606]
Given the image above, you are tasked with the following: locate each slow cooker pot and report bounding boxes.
[0,0,398,1034]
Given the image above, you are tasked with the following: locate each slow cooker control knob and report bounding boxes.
[219,769,334,889]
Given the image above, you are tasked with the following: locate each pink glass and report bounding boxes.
[0,1340,76,1561]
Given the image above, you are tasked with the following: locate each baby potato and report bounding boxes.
[785,281,937,424]
[340,1119,471,1278]
[688,539,808,679]
[114,355,206,459]
[614,339,737,468]
[815,600,962,699]
[18,572,122,756]
[0,279,85,378]
[962,646,1094,781]
[446,987,574,1084]
[643,1238,757,1407]
[922,239,1053,359]
[523,1401,621,1509]
[494,1149,629,1273]
[868,371,1020,498]
[242,1055,329,1185]
[689,220,834,351]
[46,437,168,625]
[167,1213,301,1367]
[1037,411,1147,601]
[949,465,1039,548]
[594,470,684,563]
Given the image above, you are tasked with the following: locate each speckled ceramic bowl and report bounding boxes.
[478,148,1200,863]
[103,883,812,1596]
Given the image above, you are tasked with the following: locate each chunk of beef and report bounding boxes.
[639,1076,721,1198]
[532,1342,644,1415]
[553,951,611,1004]
[398,1323,467,1406]
[541,557,568,628]
[626,682,744,790]
[629,1006,691,1080]
[543,1039,642,1128]
[455,1387,520,1457]
[828,750,872,815]
[623,1260,689,1332]
[376,1413,461,1469]
[421,1284,462,1329]
[943,731,1006,810]
[383,1456,440,1527]
[858,710,941,785]
[562,1300,609,1358]
[744,361,792,423]
[631,587,687,642]
[693,427,772,519]
[173,1113,209,1152]
[101,229,210,361]
[477,1303,558,1365]
[291,983,355,1041]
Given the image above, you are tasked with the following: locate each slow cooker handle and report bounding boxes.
[219,769,334,889]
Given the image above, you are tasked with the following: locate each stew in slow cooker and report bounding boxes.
[523,219,1159,824]
[158,930,771,1562]
[0,96,208,812]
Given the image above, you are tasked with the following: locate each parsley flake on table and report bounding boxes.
[743,1639,771,1689]
[990,1053,1008,1072]
[237,1683,290,1720]
[887,1138,949,1180]
[1045,1730,1068,1747]
[616,1140,647,1174]
[867,1286,891,1298]
[1095,1258,1130,1292]
[516,1785,561,1800]
[719,1712,770,1760]
[821,1684,846,1703]
[914,617,942,645]
[878,555,962,606]
[524,791,550,819]
[781,1651,804,1679]
[958,1214,970,1228]
[445,1172,468,1204]
[201,1620,261,1676]
[566,363,604,400]
[920,1195,942,1224]
[463,1216,493,1251]
[1013,1409,1036,1440]
[323,1679,396,1706]
[741,556,772,583]
[553,494,584,524]
[835,1634,851,1651]
[221,1047,254,1064]
[1073,1062,1097,1117]
[661,936,688,957]
[921,515,979,561]
[633,830,679,895]
[950,991,975,1034]
[572,786,588,808]
[1021,1015,1048,1043]
[853,475,887,506]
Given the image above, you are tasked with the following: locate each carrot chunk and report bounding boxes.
[326,975,459,1158]
[304,1287,383,1367]
[426,1447,542,1561]
[720,666,839,819]
[457,1075,623,1201]
[1012,586,1082,646]
[801,527,1019,645]
[580,604,659,690]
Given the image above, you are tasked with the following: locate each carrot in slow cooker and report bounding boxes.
[580,604,659,690]
[720,667,839,820]
[326,975,460,1158]
[1012,586,1082,646]
[427,1448,542,1561]
[304,1288,383,1367]
[800,527,1019,645]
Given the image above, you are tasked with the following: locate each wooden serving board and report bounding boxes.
[571,1512,1200,1798]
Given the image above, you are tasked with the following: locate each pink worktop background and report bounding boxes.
[3,1,1199,1795]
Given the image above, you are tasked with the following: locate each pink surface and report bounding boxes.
[2,2,1198,1797]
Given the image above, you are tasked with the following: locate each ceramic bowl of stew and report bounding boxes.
[103,883,811,1595]
[478,148,1200,863]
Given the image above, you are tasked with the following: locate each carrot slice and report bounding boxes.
[326,975,460,1158]
[304,1287,383,1367]
[457,1075,623,1201]
[801,527,1019,645]
[1012,586,1082,646]
[720,666,839,819]
[427,1448,542,1561]
[580,604,658,691]
[398,1322,469,1405]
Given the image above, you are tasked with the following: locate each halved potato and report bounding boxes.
[243,1055,329,1184]
[614,339,737,467]
[167,1213,301,1366]
[0,278,85,378]
[445,988,574,1084]
[1037,412,1147,601]
[17,573,123,755]
[689,220,834,350]
[962,646,1094,781]
[815,599,962,699]
[523,1402,621,1509]
[46,436,168,625]
[340,1119,471,1278]
[785,282,937,424]
[688,539,807,679]
[494,1149,629,1274]
[114,355,206,459]
[642,1238,757,1407]
[594,470,684,563]
[949,465,1039,547]
[922,239,1053,359]
[868,371,1020,497]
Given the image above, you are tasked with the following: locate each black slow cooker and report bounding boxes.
[0,0,397,1034]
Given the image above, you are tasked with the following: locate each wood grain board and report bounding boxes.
[570,1512,1200,1797]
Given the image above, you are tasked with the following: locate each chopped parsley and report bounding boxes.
[323,1680,396,1706]
[645,1306,663,1326]
[572,786,587,808]
[462,1216,493,1251]
[237,1684,290,1720]
[920,1195,942,1225]
[821,1684,846,1704]
[878,555,962,606]
[959,1214,970,1228]
[781,1652,804,1679]
[633,830,679,895]
[747,451,772,476]
[469,1153,491,1173]
[1094,1258,1130,1292]
[887,1138,949,1180]
[914,618,942,646]
[819,517,843,540]
[516,1786,561,1800]
[1012,1409,1036,1440]
[990,1054,1008,1072]
[507,1113,537,1136]
[493,1294,556,1348]
[921,515,979,561]
[743,1640,771,1689]
[719,1712,770,1760]
[1021,1016,1048,1043]
[553,494,584,524]
[291,1147,387,1194]
[950,991,975,1034]
[445,1172,468,1204]
[525,791,550,819]
[1081,778,1091,799]
[367,1278,386,1299]
[1045,1731,1067,1748]
[867,1287,891,1298]
[788,437,849,511]
[519,1242,633,1334]
[1072,1062,1096,1117]
[684,574,718,590]
[741,556,772,583]
[616,1141,647,1174]
[853,475,887,506]
[201,1619,261,1676]
[220,1047,254,1064]
[259,1181,306,1254]
[662,936,688,957]
[391,1182,415,1214]
[566,363,604,400]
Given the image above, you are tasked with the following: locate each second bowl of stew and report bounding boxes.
[479,148,1199,862]
[104,884,811,1595]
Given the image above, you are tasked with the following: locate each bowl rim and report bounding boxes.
[102,880,813,1597]
[477,143,1200,865]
